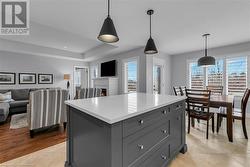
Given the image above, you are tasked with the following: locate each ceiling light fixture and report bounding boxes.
[97,0,119,43]
[144,9,158,54]
[198,34,215,67]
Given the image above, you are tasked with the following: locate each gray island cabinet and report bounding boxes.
[65,93,187,167]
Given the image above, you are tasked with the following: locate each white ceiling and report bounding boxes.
[1,0,250,61]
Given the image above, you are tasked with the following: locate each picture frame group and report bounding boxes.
[0,72,53,85]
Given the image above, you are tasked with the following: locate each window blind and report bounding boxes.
[190,62,204,89]
[226,57,247,95]
[207,59,223,86]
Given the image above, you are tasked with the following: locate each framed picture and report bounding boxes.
[19,73,36,84]
[0,72,16,85]
[38,74,53,84]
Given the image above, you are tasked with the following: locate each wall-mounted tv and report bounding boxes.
[101,60,116,77]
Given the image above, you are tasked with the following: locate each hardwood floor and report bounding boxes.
[1,117,250,167]
[0,117,66,163]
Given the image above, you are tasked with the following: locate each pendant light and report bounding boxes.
[98,0,119,43]
[198,34,215,66]
[144,9,158,54]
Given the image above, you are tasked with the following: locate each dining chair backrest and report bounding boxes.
[180,86,186,96]
[206,86,223,95]
[173,86,182,96]
[185,89,211,113]
[241,88,250,117]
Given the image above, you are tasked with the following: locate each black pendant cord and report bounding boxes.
[203,34,210,57]
[108,0,110,17]
[149,14,152,38]
[205,35,207,57]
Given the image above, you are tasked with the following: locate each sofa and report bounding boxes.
[0,103,10,123]
[0,89,38,115]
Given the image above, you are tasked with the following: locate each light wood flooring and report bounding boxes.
[1,118,250,167]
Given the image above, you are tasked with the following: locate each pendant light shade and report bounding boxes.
[145,37,158,54]
[198,56,215,66]
[144,10,158,54]
[198,34,215,67]
[98,0,119,43]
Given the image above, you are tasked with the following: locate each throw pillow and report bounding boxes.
[0,91,13,102]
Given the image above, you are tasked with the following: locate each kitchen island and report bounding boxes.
[65,93,187,167]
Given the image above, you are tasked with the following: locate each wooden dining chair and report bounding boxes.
[180,86,186,96]
[206,86,223,95]
[217,88,250,139]
[206,86,224,128]
[173,86,182,96]
[186,89,214,139]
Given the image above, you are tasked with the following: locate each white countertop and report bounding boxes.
[65,93,186,124]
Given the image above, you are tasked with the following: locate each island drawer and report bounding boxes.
[123,106,171,137]
[129,138,170,167]
[171,101,185,112]
[123,120,170,166]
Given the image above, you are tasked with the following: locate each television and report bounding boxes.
[101,60,116,77]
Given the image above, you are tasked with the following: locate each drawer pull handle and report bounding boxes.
[161,155,167,160]
[138,144,144,150]
[161,129,167,134]
[162,110,167,114]
[138,120,144,125]
[176,105,182,110]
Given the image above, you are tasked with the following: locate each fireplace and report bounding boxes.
[101,88,107,96]
[93,77,118,96]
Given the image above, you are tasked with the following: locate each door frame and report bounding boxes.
[73,66,89,98]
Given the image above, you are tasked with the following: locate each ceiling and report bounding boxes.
[1,0,250,61]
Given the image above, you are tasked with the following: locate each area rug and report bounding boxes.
[10,113,28,129]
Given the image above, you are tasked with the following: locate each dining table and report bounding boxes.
[210,95,234,142]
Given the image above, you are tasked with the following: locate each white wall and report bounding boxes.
[0,51,88,97]
[89,47,172,95]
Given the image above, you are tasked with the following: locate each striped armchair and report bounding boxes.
[27,89,69,138]
[75,88,102,99]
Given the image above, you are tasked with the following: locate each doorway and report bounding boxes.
[123,58,138,93]
[73,66,89,96]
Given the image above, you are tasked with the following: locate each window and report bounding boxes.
[123,59,137,93]
[189,62,204,89]
[207,59,223,86]
[188,57,248,95]
[226,57,247,95]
